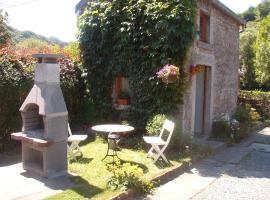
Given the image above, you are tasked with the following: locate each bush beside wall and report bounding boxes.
[238,90,270,120]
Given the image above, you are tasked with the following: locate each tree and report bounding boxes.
[240,22,258,89]
[16,38,49,50]
[64,42,80,61]
[254,14,270,84]
[240,6,256,22]
[255,0,270,20]
[0,10,10,47]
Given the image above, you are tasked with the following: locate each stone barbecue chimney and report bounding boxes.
[11,54,68,178]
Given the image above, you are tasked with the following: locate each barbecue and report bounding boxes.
[11,54,68,178]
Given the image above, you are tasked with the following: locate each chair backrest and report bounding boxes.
[68,123,72,136]
[159,119,175,147]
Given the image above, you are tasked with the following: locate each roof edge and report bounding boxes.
[212,0,246,25]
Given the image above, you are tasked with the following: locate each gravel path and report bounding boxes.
[192,151,270,200]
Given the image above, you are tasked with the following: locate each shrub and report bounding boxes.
[107,162,154,194]
[212,103,261,144]
[234,103,261,123]
[59,58,88,124]
[239,90,270,120]
[146,114,166,136]
[233,104,260,143]
[145,114,182,151]
[0,47,33,151]
[212,120,230,139]
[230,122,248,143]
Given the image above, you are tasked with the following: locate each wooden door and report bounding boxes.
[194,66,209,136]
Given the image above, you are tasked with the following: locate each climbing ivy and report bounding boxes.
[78,0,197,128]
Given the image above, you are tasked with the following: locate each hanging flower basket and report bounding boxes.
[162,74,178,83]
[157,64,180,84]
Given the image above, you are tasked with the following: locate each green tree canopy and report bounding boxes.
[240,22,258,89]
[64,42,80,61]
[256,0,270,20]
[240,6,256,22]
[0,10,10,47]
[254,14,270,84]
[16,38,49,50]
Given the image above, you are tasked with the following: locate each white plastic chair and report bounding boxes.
[143,119,175,163]
[67,123,88,160]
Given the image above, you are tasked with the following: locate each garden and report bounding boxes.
[1,0,270,199]
[0,40,208,200]
[46,136,210,200]
[0,0,208,199]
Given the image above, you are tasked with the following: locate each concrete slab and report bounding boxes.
[0,162,74,200]
[239,127,270,147]
[251,143,270,153]
[139,160,236,200]
[209,147,252,164]
[196,139,226,151]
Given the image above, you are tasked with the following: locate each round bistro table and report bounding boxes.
[91,124,134,161]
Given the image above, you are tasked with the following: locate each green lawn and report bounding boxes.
[46,137,200,200]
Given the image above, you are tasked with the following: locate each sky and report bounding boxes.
[0,0,263,43]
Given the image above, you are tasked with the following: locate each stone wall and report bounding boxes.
[211,7,240,120]
[181,1,241,136]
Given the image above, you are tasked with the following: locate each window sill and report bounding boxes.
[114,104,130,111]
[197,41,213,52]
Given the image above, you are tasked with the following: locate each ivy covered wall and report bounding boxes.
[78,0,197,128]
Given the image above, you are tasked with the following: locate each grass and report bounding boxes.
[46,136,202,200]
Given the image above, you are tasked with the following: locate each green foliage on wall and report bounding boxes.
[78,0,197,128]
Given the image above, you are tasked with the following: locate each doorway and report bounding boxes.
[194,65,211,136]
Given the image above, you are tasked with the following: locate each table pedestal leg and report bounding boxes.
[102,134,120,162]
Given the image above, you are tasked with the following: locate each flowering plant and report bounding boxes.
[156,64,180,83]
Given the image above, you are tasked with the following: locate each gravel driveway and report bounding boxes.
[192,150,270,200]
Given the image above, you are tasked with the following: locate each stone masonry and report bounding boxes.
[181,0,245,137]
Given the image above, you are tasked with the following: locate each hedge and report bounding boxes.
[238,90,270,120]
[0,48,87,152]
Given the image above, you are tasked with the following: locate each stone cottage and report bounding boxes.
[75,0,245,138]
